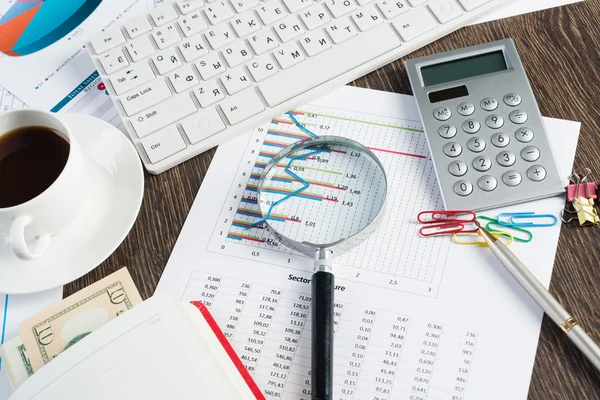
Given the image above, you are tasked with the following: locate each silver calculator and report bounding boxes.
[405,39,564,211]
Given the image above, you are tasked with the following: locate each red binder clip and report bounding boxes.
[417,210,477,224]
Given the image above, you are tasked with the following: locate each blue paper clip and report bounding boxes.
[497,212,558,227]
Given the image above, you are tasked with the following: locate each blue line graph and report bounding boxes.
[246,113,319,229]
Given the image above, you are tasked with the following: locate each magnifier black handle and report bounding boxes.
[312,271,334,400]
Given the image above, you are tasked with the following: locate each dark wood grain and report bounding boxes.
[65,1,600,398]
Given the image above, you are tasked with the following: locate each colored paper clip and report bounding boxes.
[417,210,476,224]
[497,212,558,227]
[452,231,514,246]
[477,215,532,243]
[420,222,464,237]
[566,197,600,226]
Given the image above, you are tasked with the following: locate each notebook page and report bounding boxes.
[10,295,254,400]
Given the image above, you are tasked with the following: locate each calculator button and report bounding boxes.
[497,150,516,167]
[448,161,468,177]
[515,127,534,143]
[434,106,452,121]
[457,102,475,116]
[467,137,486,153]
[509,110,528,124]
[438,124,457,139]
[478,175,498,191]
[521,146,540,162]
[472,155,491,172]
[462,119,480,134]
[480,97,498,111]
[443,142,462,157]
[485,114,504,129]
[491,132,509,148]
[527,165,546,182]
[502,170,522,187]
[504,92,522,107]
[453,180,473,196]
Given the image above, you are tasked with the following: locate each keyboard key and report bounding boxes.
[196,52,227,79]
[193,79,225,107]
[178,11,209,37]
[124,17,152,39]
[473,155,491,172]
[485,114,504,129]
[219,88,266,125]
[300,29,331,56]
[181,107,226,144]
[274,15,305,42]
[168,64,201,93]
[283,0,313,12]
[150,5,179,26]
[90,27,126,54]
[352,5,383,31]
[141,125,187,164]
[258,24,400,107]
[248,29,280,55]
[152,23,182,50]
[448,160,467,177]
[491,132,510,147]
[256,1,288,25]
[177,0,205,14]
[222,42,253,67]
[231,12,262,37]
[443,142,461,157]
[247,55,279,81]
[299,3,331,30]
[478,175,497,191]
[178,36,209,62]
[100,48,129,75]
[125,35,156,62]
[457,0,491,11]
[497,150,516,167]
[515,127,534,143]
[377,0,408,19]
[502,170,522,187]
[152,48,183,75]
[231,0,260,13]
[326,18,357,44]
[392,7,437,41]
[527,165,546,182]
[132,94,198,137]
[453,180,473,196]
[274,41,305,69]
[325,0,357,18]
[521,146,540,162]
[110,62,155,95]
[428,0,463,23]
[205,24,236,49]
[221,67,252,94]
[509,110,528,124]
[204,1,235,25]
[121,78,173,116]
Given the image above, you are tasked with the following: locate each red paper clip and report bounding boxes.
[417,210,477,224]
[420,222,465,237]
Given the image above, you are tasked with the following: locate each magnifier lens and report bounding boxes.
[258,139,386,246]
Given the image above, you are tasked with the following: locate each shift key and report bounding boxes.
[131,94,197,138]
[120,78,172,116]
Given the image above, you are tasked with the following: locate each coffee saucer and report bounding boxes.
[0,114,144,294]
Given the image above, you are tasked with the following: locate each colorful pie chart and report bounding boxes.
[0,0,102,57]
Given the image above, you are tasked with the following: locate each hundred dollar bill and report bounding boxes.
[18,268,142,372]
[0,335,33,389]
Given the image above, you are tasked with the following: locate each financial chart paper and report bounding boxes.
[157,86,579,400]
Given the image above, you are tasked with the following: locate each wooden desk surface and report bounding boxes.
[66,1,600,398]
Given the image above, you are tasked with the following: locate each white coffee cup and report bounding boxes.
[0,109,88,260]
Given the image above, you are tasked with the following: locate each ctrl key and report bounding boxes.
[141,125,187,164]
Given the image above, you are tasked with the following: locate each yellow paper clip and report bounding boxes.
[452,231,514,247]
[574,197,600,226]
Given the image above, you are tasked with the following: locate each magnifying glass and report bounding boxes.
[252,134,387,399]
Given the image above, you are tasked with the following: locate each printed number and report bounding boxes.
[444,126,451,135]
[479,159,486,168]
[389,279,398,285]
[450,145,456,152]
[252,251,260,257]
[221,245,226,249]
[460,183,468,191]
[491,116,498,124]
[287,259,291,264]
[468,121,475,130]
[356,273,360,278]
[474,139,480,148]
[497,135,505,143]
[504,154,510,162]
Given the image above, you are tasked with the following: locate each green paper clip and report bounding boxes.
[476,215,533,243]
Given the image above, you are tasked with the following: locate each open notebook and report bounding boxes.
[9,295,265,400]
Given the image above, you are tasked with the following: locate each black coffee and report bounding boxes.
[0,126,70,208]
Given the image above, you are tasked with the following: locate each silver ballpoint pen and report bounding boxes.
[479,226,600,371]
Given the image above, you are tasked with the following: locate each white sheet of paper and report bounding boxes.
[0,290,63,400]
[155,86,579,400]
[472,0,584,24]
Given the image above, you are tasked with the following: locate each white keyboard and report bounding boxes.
[89,0,505,174]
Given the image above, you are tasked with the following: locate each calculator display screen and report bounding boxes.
[421,50,508,87]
